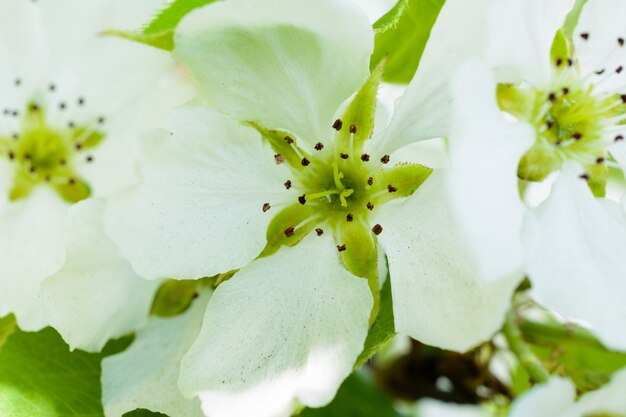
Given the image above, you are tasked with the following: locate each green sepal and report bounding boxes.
[8,171,34,202]
[54,178,90,203]
[584,160,609,198]
[497,84,537,121]
[73,128,105,149]
[551,29,572,67]
[370,163,432,205]
[517,143,562,182]
[103,29,174,52]
[150,279,199,317]
[143,0,219,35]
[335,60,385,157]
[337,221,380,323]
[372,0,409,34]
[250,123,310,171]
[261,203,317,258]
[563,0,589,40]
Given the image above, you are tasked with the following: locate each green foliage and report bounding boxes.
[123,410,168,417]
[370,0,445,84]
[143,0,220,34]
[0,315,16,348]
[0,327,131,417]
[299,371,403,417]
[355,277,395,367]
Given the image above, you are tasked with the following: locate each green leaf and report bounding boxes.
[298,371,403,417]
[0,315,16,348]
[370,0,446,84]
[123,409,168,417]
[143,0,219,35]
[355,276,395,368]
[0,327,131,417]
[103,29,174,52]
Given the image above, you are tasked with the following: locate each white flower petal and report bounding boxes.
[102,294,208,417]
[179,234,373,417]
[0,188,67,331]
[40,199,160,352]
[574,367,626,414]
[374,172,520,352]
[378,0,490,154]
[446,61,534,283]
[106,106,291,280]
[523,167,626,351]
[485,0,574,88]
[574,0,626,93]
[508,378,576,417]
[173,0,373,145]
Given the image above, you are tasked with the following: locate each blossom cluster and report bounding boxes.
[1,0,626,416]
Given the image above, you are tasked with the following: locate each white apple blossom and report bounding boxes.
[104,0,518,416]
[0,0,187,348]
[441,0,626,350]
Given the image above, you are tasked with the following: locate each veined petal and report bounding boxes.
[378,0,490,154]
[106,106,291,280]
[523,167,626,351]
[0,188,67,331]
[102,293,208,417]
[446,61,533,283]
[374,172,520,352]
[574,0,626,93]
[508,378,576,417]
[179,234,373,417]
[173,0,373,145]
[40,199,160,352]
[485,0,574,89]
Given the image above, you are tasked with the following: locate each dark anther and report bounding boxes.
[2,109,8,115]
[621,94,626,103]
[29,104,39,111]
[367,177,373,186]
[75,143,83,150]
[337,244,347,252]
[192,292,199,299]
[380,154,390,164]
[314,142,324,151]
[572,132,583,140]
[284,180,292,190]
[68,121,75,128]
[262,203,271,212]
[333,119,343,131]
[596,69,606,75]
[98,116,106,124]
[387,184,398,193]
[274,154,285,164]
[616,135,624,142]
[284,227,295,238]
[11,133,17,140]
[349,124,357,134]
[8,151,14,160]
[567,59,573,67]
[315,228,324,236]
[617,66,624,74]
[78,97,85,106]
[49,84,56,92]
[580,32,589,40]
[596,157,605,164]
[68,178,76,185]
[86,155,94,163]
[546,120,554,129]
[298,194,307,205]
[340,153,349,159]
[579,173,590,180]
[29,166,36,173]
[11,110,18,117]
[562,88,569,95]
[24,153,31,160]
[548,93,557,102]
[620,38,625,47]
[14,78,21,86]
[45,175,51,182]
[346,213,353,222]
[372,224,383,236]
[361,153,370,162]
[366,202,374,211]
[556,58,563,67]
[284,136,294,145]
[60,158,67,165]
[301,158,310,166]
[59,102,66,110]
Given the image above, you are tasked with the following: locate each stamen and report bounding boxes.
[314,142,324,151]
[337,244,347,252]
[372,224,383,235]
[349,124,357,134]
[333,119,343,131]
[361,154,370,162]
[301,158,311,166]
[340,153,349,159]
[580,33,590,40]
[274,154,285,164]
[86,155,94,163]
[367,177,373,186]
[596,157,605,164]
[620,38,625,47]
[579,173,590,180]
[366,202,374,211]
[380,155,390,164]
[284,136,294,145]
[346,213,353,222]
[298,194,307,205]
[284,180,292,190]
[284,227,295,238]
[262,203,271,212]
[387,184,398,193]
[316,228,324,236]
[49,84,56,92]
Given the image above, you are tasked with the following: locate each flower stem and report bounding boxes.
[503,311,550,383]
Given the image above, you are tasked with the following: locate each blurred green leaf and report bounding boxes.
[370,0,445,84]
[123,410,168,417]
[0,315,16,348]
[299,372,403,417]
[0,327,131,417]
[355,276,395,367]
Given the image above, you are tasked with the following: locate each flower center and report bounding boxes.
[1,83,106,202]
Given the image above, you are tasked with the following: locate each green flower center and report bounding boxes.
[0,100,105,202]
[497,39,626,197]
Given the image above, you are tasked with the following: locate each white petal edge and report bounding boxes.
[179,234,373,417]
[508,378,576,417]
[173,0,373,146]
[374,172,520,352]
[40,199,160,352]
[106,106,291,280]
[102,293,208,417]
